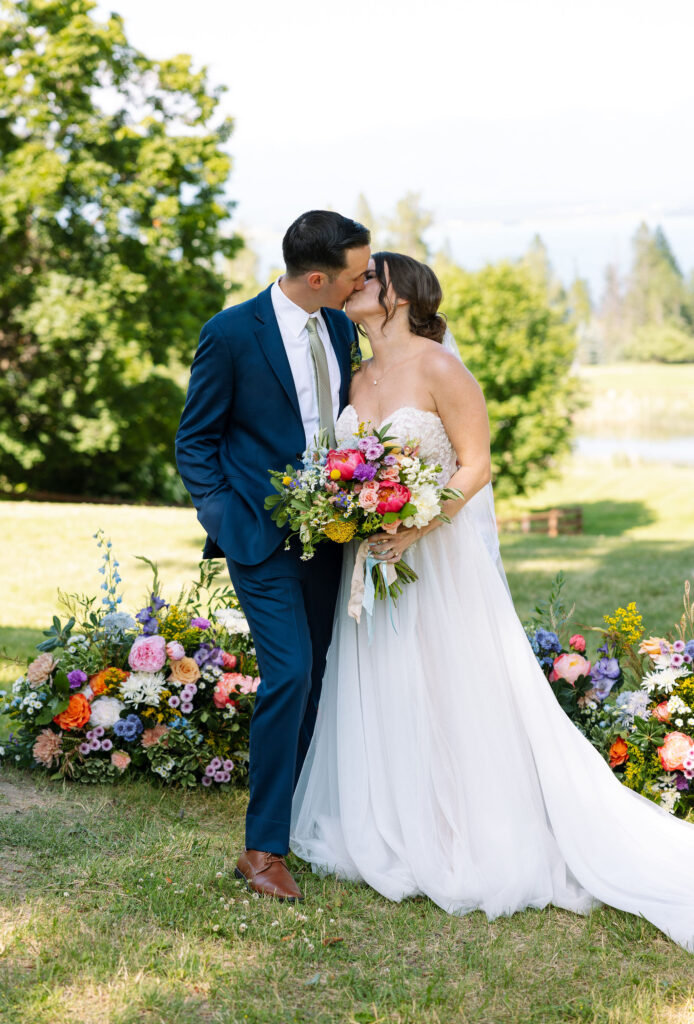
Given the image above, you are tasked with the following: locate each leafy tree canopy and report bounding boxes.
[0,0,240,500]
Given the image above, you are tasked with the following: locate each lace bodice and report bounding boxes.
[335,405,458,484]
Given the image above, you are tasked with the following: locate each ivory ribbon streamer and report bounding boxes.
[348,539,398,624]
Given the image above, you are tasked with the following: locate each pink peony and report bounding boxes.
[376,482,411,515]
[550,652,592,686]
[569,634,586,653]
[129,634,167,672]
[358,484,380,511]
[658,731,694,772]
[325,449,365,481]
[221,651,237,670]
[166,641,185,661]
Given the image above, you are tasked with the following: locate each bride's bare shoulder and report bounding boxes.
[418,340,483,397]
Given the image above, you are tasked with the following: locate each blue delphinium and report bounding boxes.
[528,627,562,670]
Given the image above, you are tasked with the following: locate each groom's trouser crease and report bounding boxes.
[226,539,342,854]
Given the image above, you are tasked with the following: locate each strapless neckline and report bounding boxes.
[341,404,442,431]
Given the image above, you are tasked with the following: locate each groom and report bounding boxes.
[175,210,371,900]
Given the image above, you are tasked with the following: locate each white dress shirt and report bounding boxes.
[270,278,342,447]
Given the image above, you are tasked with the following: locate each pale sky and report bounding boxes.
[96,0,694,292]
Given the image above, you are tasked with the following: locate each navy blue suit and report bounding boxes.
[175,284,356,853]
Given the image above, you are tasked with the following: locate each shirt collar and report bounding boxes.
[272,278,326,338]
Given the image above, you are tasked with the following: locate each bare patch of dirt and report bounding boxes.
[0,847,33,893]
[0,778,60,816]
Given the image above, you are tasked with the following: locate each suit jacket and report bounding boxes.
[175,283,356,565]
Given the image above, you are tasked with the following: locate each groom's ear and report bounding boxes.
[306,271,329,291]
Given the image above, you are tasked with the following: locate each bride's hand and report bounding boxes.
[368,526,421,563]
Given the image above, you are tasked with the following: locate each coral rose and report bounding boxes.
[608,737,629,768]
[569,634,586,653]
[111,750,131,772]
[53,692,91,731]
[549,652,592,686]
[325,449,365,481]
[639,636,670,659]
[376,482,411,515]
[658,731,694,772]
[652,701,671,723]
[221,651,237,670]
[128,634,167,673]
[168,656,201,686]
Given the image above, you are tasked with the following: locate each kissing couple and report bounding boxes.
[176,210,694,952]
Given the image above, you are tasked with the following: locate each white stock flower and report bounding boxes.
[89,696,125,729]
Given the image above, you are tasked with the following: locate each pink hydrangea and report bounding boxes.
[128,634,167,673]
[166,641,185,661]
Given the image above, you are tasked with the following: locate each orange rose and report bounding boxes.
[53,693,91,731]
[639,637,669,659]
[658,731,694,772]
[168,657,201,686]
[608,737,629,768]
[652,701,671,723]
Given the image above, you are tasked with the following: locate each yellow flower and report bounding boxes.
[282,475,292,486]
[329,469,341,480]
[323,519,357,543]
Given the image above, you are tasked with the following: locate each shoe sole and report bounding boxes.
[233,867,304,902]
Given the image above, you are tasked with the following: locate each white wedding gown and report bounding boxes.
[290,404,694,952]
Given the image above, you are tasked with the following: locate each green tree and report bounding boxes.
[439,261,581,498]
[520,234,566,308]
[384,191,432,261]
[0,0,240,500]
[622,223,692,354]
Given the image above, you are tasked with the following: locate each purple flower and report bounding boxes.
[100,738,113,751]
[181,684,197,700]
[383,455,398,466]
[79,742,91,755]
[214,770,226,782]
[201,775,213,787]
[67,670,87,690]
[204,764,216,777]
[591,657,621,699]
[168,695,181,709]
[672,653,684,668]
[676,774,690,791]
[89,737,101,751]
[190,617,211,630]
[194,644,224,669]
[85,729,95,741]
[93,725,105,738]
[673,640,685,653]
[136,607,159,636]
[210,757,222,771]
[223,759,234,771]
[357,436,378,452]
[684,640,694,659]
[181,702,194,715]
[151,593,168,612]
[220,771,231,783]
[365,443,385,461]
[353,462,378,482]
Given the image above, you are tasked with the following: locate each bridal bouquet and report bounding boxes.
[265,422,462,617]
[0,532,259,787]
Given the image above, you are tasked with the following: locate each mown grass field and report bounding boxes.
[2,360,694,1023]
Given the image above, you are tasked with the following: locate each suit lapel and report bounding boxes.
[322,309,351,411]
[254,285,303,425]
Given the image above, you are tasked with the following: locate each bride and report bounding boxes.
[290,251,694,952]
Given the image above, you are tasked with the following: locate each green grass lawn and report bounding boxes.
[2,768,694,1024]
[2,457,694,1022]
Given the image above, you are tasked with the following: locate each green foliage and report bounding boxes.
[622,321,694,363]
[439,261,582,498]
[0,0,241,500]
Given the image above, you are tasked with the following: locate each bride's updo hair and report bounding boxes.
[372,251,447,343]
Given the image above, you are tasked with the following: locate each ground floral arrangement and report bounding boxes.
[0,531,259,787]
[526,573,694,817]
[2,538,694,814]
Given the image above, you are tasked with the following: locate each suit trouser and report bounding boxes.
[226,538,343,854]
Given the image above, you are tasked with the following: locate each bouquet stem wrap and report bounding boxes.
[348,539,398,632]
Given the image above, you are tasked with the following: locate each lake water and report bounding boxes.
[575,436,694,465]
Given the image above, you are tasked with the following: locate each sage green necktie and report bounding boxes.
[306,316,336,447]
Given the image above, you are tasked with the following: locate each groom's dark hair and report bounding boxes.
[283,210,370,277]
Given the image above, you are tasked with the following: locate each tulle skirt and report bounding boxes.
[290,504,694,951]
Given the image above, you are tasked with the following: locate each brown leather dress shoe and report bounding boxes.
[234,849,303,901]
